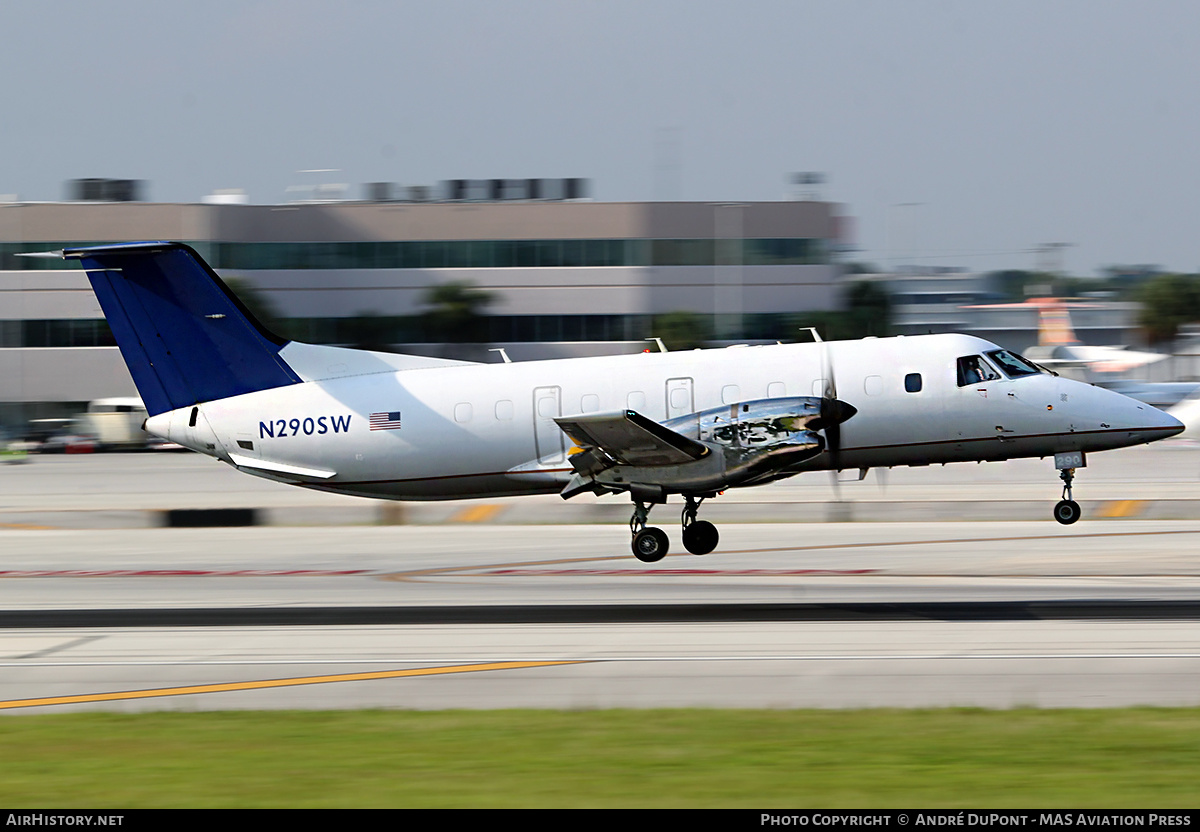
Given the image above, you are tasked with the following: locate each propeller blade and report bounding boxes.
[811,342,859,476]
[828,465,844,499]
[821,341,837,402]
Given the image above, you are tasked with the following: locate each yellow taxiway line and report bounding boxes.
[1098,500,1145,519]
[0,660,584,710]
[450,503,505,523]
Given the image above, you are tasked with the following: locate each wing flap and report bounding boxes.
[555,410,709,467]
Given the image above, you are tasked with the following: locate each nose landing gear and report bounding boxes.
[1052,450,1084,525]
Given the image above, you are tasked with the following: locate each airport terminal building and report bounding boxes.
[0,197,845,429]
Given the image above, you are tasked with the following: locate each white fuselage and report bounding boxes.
[144,333,1181,501]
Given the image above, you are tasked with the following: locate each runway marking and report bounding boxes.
[0,523,55,531]
[450,504,505,523]
[7,653,1200,669]
[1099,500,1145,518]
[482,568,880,577]
[0,569,371,578]
[15,635,103,660]
[0,659,584,711]
[3,654,1197,710]
[383,527,1200,580]
[724,527,1200,557]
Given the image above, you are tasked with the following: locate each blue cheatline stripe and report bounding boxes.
[68,242,301,416]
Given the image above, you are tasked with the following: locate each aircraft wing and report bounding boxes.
[552,398,837,501]
[555,410,709,467]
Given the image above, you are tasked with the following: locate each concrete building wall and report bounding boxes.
[0,348,136,403]
[0,270,103,319]
[0,202,208,243]
[238,263,836,318]
[2,200,838,244]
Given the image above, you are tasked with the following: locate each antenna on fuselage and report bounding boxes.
[645,337,668,353]
[799,327,822,342]
[488,348,512,363]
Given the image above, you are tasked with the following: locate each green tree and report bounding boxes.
[842,262,881,276]
[651,311,713,350]
[340,312,404,352]
[222,277,283,335]
[988,269,1042,300]
[1137,273,1200,345]
[838,280,893,339]
[421,281,493,343]
[793,280,892,342]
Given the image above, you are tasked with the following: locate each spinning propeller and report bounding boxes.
[806,343,858,497]
[807,345,857,467]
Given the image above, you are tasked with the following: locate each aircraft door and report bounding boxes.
[666,377,694,418]
[951,353,1012,456]
[533,385,565,463]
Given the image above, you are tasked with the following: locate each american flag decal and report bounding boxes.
[369,411,402,430]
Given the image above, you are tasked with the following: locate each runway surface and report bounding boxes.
[2,443,1200,712]
[3,516,1200,712]
[3,441,1200,526]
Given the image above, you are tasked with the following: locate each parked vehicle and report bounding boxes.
[84,398,150,450]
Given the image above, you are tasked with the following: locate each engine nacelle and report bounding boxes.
[562,397,828,499]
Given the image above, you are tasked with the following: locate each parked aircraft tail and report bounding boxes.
[63,242,302,416]
[1034,299,1080,346]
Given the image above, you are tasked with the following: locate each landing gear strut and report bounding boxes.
[630,501,669,562]
[1054,467,1081,525]
[681,496,719,555]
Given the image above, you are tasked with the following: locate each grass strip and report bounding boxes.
[2,708,1199,808]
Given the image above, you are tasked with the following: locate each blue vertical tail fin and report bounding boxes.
[65,242,301,416]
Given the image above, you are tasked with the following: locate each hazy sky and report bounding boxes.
[3,1,1198,275]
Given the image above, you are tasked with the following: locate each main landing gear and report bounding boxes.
[630,501,669,562]
[1054,467,1081,525]
[681,496,719,556]
[629,495,720,562]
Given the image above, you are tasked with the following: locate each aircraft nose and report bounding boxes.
[1123,396,1185,441]
[1156,407,1186,438]
[1080,382,1186,448]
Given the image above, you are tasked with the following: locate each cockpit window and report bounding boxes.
[985,349,1042,378]
[956,355,1001,387]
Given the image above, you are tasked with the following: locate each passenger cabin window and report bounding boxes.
[985,349,1042,378]
[905,373,922,393]
[956,355,1001,387]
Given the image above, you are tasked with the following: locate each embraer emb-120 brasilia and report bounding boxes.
[55,242,1183,562]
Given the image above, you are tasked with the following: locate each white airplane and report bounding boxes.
[55,242,1183,561]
